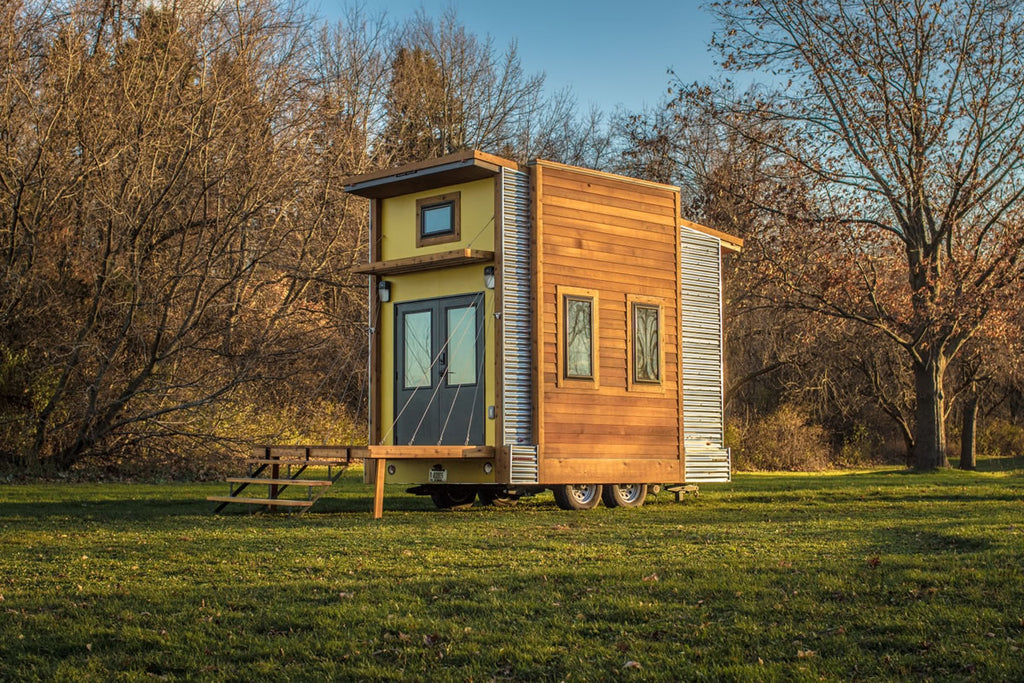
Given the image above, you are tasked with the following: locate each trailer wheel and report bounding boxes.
[602,484,648,508]
[430,485,478,510]
[478,486,519,507]
[553,484,603,510]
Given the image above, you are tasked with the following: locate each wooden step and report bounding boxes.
[207,496,313,508]
[245,458,351,466]
[226,477,334,486]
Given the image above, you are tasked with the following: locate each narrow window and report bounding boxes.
[416,192,461,247]
[556,286,600,387]
[403,310,433,389]
[445,304,478,386]
[632,304,660,383]
[565,296,594,379]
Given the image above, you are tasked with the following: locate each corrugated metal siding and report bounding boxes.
[680,226,731,482]
[501,168,538,483]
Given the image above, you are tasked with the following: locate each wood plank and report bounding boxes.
[370,197,383,446]
[543,193,680,227]
[542,256,678,286]
[544,166,679,201]
[544,243,675,272]
[545,400,679,416]
[544,194,679,229]
[538,160,679,194]
[351,248,494,275]
[206,496,313,508]
[542,179,676,216]
[245,458,354,466]
[532,164,546,450]
[544,224,675,254]
[538,456,681,485]
[675,191,686,482]
[544,233,677,263]
[544,205,675,238]
[364,445,495,459]
[542,171,677,205]
[226,477,334,486]
[372,458,386,520]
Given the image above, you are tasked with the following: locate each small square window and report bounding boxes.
[421,202,453,236]
[416,192,461,247]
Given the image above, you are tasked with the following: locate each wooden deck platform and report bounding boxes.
[209,444,496,518]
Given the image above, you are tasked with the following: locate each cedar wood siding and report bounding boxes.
[535,163,682,484]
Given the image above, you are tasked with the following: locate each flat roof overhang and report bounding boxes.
[344,150,519,199]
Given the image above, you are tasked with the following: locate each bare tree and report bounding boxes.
[0,0,354,472]
[700,0,1024,469]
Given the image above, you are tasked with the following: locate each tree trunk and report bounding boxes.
[912,355,948,470]
[960,388,979,471]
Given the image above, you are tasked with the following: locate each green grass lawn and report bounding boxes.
[2,458,1022,682]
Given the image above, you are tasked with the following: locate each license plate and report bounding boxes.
[428,469,447,483]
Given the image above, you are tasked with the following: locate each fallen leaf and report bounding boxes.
[623,660,642,670]
[867,556,881,569]
[642,573,659,582]
[797,649,815,658]
[86,643,92,652]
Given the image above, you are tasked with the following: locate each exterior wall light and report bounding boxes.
[377,279,391,303]
[484,266,495,289]
[483,462,493,474]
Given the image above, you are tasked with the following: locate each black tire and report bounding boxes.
[602,484,648,508]
[552,484,603,510]
[430,485,478,510]
[477,486,519,507]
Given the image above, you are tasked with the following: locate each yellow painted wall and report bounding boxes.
[377,178,498,464]
[380,178,495,260]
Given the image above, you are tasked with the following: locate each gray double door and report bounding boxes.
[394,293,485,446]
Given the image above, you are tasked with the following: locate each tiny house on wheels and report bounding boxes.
[342,151,742,515]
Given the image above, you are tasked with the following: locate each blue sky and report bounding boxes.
[313,0,720,114]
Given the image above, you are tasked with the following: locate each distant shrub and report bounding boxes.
[977,419,1024,458]
[834,423,887,467]
[729,404,830,471]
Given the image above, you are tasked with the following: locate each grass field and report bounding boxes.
[2,459,1023,681]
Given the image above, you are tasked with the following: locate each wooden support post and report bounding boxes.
[372,458,386,519]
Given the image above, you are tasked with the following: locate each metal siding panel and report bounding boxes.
[680,226,730,482]
[501,168,539,483]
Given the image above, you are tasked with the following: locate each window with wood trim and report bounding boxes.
[627,296,664,391]
[416,192,461,247]
[556,286,600,387]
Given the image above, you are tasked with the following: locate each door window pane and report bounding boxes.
[565,297,593,378]
[446,305,477,385]
[403,310,432,389]
[633,304,660,383]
